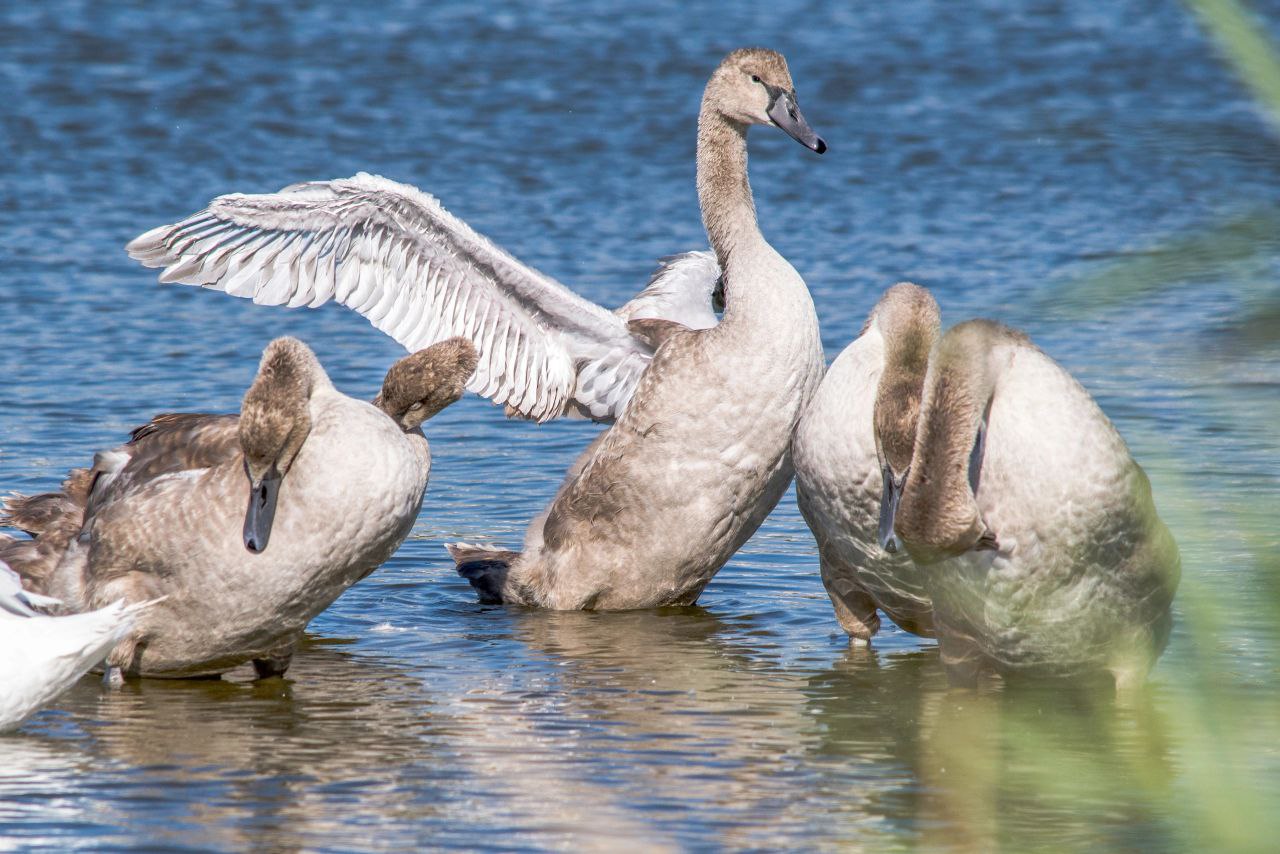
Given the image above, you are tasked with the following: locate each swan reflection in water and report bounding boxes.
[8,600,1177,851]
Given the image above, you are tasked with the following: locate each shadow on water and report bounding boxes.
[490,605,1211,852]
[1,626,1197,853]
[448,606,945,848]
[917,682,1180,853]
[476,609,1183,851]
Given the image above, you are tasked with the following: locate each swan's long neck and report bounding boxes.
[895,326,998,560]
[873,328,933,478]
[696,104,762,273]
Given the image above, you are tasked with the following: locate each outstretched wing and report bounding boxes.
[127,173,658,422]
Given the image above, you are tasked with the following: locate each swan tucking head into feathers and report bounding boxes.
[375,337,480,431]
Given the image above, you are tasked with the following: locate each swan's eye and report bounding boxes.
[750,74,762,84]
[409,402,424,412]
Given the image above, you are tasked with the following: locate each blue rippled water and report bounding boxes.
[1,1,1278,850]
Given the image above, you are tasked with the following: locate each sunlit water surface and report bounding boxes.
[1,1,1278,850]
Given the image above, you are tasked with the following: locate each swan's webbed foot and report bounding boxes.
[102,665,126,689]
[448,542,520,605]
[252,640,296,680]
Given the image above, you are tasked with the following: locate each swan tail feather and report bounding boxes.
[2,489,82,537]
[446,542,521,605]
[0,477,92,594]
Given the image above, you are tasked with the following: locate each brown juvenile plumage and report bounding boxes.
[870,284,941,477]
[0,468,95,590]
[100,414,239,508]
[0,335,480,679]
[239,337,319,485]
[448,47,826,609]
[624,317,690,349]
[373,337,479,431]
[697,48,797,269]
[894,319,1028,562]
[2,336,476,612]
[2,472,89,536]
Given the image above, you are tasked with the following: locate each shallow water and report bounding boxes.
[2,0,1279,850]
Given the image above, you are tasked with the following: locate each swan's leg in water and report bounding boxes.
[1109,625,1159,703]
[820,555,881,645]
[1110,664,1149,707]
[252,637,297,679]
[937,628,983,688]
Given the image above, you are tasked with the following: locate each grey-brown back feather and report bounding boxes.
[88,414,240,515]
[625,317,691,350]
[0,414,240,593]
[869,283,941,476]
[0,467,98,592]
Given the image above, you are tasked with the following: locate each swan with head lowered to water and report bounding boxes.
[125,48,827,610]
[801,291,1180,690]
[0,337,476,679]
[793,283,941,644]
[889,318,1180,691]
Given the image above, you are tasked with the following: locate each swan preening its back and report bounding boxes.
[796,285,1180,690]
[113,43,1176,688]
[1,337,476,679]
[893,318,1180,689]
[128,47,827,611]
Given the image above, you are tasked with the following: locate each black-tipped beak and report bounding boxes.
[767,89,826,154]
[878,464,907,554]
[243,465,282,554]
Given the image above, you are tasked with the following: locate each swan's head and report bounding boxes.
[374,337,479,432]
[706,48,826,153]
[239,337,324,554]
[868,283,941,554]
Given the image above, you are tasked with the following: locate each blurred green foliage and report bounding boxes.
[943,4,1280,852]
[1052,0,1280,335]
[1052,207,1280,317]
[1189,0,1280,128]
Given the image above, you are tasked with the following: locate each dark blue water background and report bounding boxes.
[1,0,1278,849]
